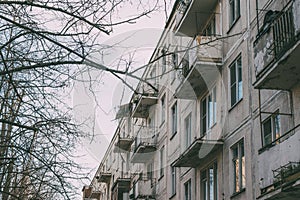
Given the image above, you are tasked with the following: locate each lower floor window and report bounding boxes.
[201,162,218,200]
[184,179,191,200]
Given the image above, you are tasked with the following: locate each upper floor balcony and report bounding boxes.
[132,93,158,118]
[253,0,300,90]
[175,37,222,99]
[172,137,223,168]
[175,0,219,37]
[129,176,156,200]
[114,134,134,153]
[97,172,112,184]
[131,126,158,163]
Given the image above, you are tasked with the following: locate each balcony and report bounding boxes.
[172,138,223,168]
[114,135,134,153]
[129,177,156,199]
[258,162,300,200]
[116,103,132,119]
[175,37,222,99]
[82,186,103,200]
[175,0,219,37]
[131,126,158,163]
[253,0,300,90]
[97,172,111,184]
[111,177,131,200]
[132,94,158,118]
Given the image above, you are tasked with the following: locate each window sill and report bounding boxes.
[227,16,241,34]
[258,143,276,154]
[229,98,243,113]
[169,193,176,199]
[230,188,246,199]
[170,131,177,140]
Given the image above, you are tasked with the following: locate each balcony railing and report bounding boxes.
[259,161,300,199]
[273,162,300,184]
[175,36,222,99]
[97,172,111,184]
[253,0,300,90]
[131,93,158,118]
[131,126,158,163]
[114,135,134,153]
[129,176,156,200]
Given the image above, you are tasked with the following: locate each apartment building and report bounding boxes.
[82,0,300,199]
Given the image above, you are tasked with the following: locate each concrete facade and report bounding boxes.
[83,0,300,199]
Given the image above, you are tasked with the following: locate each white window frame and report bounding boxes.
[230,55,242,107]
[201,86,217,136]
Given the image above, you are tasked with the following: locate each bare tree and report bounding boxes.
[0,1,163,199]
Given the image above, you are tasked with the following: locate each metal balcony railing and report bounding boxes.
[273,161,300,184]
[270,2,296,59]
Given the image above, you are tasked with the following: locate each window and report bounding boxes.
[229,0,240,26]
[150,68,157,88]
[171,166,176,196]
[185,113,192,149]
[203,16,216,36]
[160,146,165,177]
[232,139,245,194]
[161,95,166,124]
[184,179,191,200]
[171,103,178,136]
[201,162,218,200]
[201,87,217,136]
[262,113,281,146]
[147,162,153,180]
[230,56,242,107]
[162,49,167,74]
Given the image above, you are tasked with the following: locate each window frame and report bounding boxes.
[184,179,192,200]
[201,86,217,136]
[229,55,243,107]
[162,49,167,75]
[201,162,218,200]
[171,102,178,137]
[229,0,241,27]
[161,94,166,125]
[185,113,192,149]
[262,112,281,147]
[232,139,245,194]
[160,146,165,178]
[171,166,177,196]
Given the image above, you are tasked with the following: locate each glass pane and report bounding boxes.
[209,167,214,200]
[237,58,243,100]
[263,119,272,145]
[208,94,213,128]
[230,64,236,86]
[213,87,217,124]
[231,84,237,106]
[234,159,240,192]
[241,156,246,189]
[274,115,281,140]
